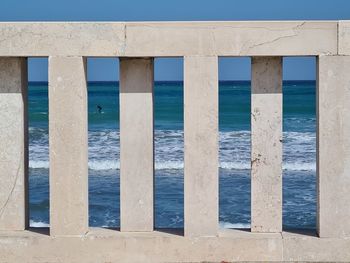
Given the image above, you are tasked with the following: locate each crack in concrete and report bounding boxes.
[130,22,311,32]
[0,155,22,220]
[121,23,127,56]
[251,154,262,167]
[239,22,307,55]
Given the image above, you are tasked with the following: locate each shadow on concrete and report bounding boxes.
[156,228,184,237]
[27,227,50,236]
[283,228,318,237]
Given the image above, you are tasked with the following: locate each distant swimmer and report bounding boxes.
[97,104,102,114]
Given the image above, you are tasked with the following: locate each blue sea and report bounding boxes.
[28,81,316,229]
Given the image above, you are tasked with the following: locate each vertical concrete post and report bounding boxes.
[184,56,218,237]
[317,55,350,238]
[0,58,28,230]
[251,57,283,233]
[49,56,88,236]
[120,58,154,232]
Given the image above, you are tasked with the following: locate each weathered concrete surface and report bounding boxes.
[317,55,350,238]
[0,23,125,56]
[124,21,337,56]
[184,56,218,237]
[282,231,350,262]
[0,229,283,262]
[338,21,350,55]
[120,58,154,232]
[251,57,283,233]
[2,229,350,262]
[0,21,338,56]
[0,58,28,230]
[49,56,88,236]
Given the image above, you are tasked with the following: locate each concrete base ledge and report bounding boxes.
[0,228,349,262]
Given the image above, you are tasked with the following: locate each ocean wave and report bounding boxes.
[28,129,316,172]
[283,162,315,171]
[29,220,249,229]
[29,220,49,227]
[29,160,315,171]
[29,160,50,169]
[219,222,250,229]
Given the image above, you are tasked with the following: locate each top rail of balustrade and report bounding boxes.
[0,21,349,57]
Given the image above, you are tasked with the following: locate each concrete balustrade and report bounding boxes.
[120,58,154,232]
[184,56,218,237]
[0,22,338,56]
[338,21,350,55]
[49,56,88,236]
[0,21,350,262]
[317,55,350,238]
[0,58,28,231]
[251,57,283,233]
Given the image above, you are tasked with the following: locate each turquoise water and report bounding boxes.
[29,81,316,229]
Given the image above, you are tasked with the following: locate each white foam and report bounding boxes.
[89,160,120,170]
[29,220,49,227]
[29,220,250,229]
[283,162,316,171]
[155,161,184,170]
[219,221,250,229]
[29,160,316,171]
[29,160,49,169]
[220,162,250,170]
[28,129,316,172]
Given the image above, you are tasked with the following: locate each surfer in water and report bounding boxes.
[97,104,102,114]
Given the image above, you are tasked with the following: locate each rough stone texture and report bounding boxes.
[338,21,350,55]
[49,56,88,236]
[282,231,350,262]
[317,55,350,238]
[119,58,154,232]
[0,229,283,262]
[2,229,350,262]
[0,58,28,230]
[125,21,337,56]
[0,21,337,57]
[0,23,125,56]
[184,56,218,237]
[251,57,283,233]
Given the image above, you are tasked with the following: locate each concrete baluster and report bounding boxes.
[251,57,283,233]
[49,56,88,236]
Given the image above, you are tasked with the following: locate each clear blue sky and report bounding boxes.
[1,0,349,81]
